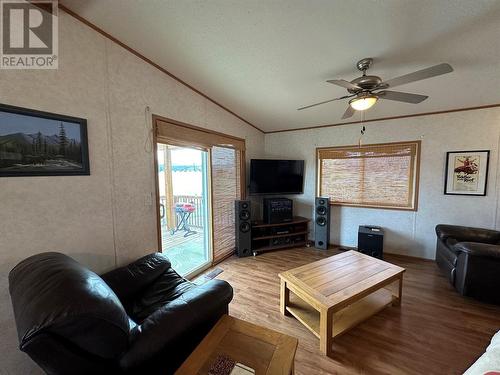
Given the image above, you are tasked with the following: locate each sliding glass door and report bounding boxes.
[157,144,211,275]
[154,116,245,276]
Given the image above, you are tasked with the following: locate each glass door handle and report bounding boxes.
[159,203,165,219]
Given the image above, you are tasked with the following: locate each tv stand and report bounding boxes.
[251,216,310,256]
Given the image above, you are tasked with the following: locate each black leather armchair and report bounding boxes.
[435,224,500,304]
[9,252,233,374]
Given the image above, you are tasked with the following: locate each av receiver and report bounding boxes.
[263,198,293,224]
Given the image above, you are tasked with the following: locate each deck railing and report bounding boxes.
[160,195,204,229]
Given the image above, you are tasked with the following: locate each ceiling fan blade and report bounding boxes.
[297,95,352,111]
[381,63,453,89]
[327,79,362,91]
[341,106,355,119]
[377,90,428,103]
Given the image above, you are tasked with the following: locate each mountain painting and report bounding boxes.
[0,104,89,176]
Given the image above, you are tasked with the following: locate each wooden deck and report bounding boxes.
[161,227,207,275]
[162,229,203,248]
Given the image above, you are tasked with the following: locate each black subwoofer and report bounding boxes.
[358,226,384,259]
[235,200,252,257]
[314,197,330,250]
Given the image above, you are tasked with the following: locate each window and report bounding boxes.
[317,141,420,210]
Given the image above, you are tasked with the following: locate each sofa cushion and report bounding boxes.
[9,252,130,360]
[131,268,195,323]
[101,253,171,302]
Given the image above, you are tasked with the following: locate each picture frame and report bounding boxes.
[0,103,90,177]
[444,150,489,196]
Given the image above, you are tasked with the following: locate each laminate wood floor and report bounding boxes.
[209,247,500,375]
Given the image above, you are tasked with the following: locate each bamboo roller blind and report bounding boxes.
[155,119,245,151]
[211,146,242,263]
[317,141,420,210]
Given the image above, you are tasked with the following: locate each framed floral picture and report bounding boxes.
[444,150,489,196]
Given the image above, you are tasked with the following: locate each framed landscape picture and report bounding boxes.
[0,104,89,177]
[444,150,489,196]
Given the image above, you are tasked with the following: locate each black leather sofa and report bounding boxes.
[435,224,500,304]
[9,252,233,374]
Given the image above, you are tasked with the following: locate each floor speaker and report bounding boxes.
[235,200,252,257]
[314,197,330,250]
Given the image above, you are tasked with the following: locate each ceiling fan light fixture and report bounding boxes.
[349,94,378,111]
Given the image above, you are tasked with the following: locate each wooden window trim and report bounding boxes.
[316,140,421,211]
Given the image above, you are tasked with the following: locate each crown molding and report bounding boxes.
[265,103,500,134]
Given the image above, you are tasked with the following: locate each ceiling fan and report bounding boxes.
[297,58,453,119]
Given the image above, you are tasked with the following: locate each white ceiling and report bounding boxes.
[62,0,500,132]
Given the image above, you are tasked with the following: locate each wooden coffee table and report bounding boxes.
[175,314,298,375]
[279,250,405,356]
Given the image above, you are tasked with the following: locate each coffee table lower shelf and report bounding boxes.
[285,288,395,339]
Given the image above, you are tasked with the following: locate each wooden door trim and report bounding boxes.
[153,128,162,251]
[153,115,246,257]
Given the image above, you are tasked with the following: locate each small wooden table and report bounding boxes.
[175,315,298,375]
[279,250,405,356]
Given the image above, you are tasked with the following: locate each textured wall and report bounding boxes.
[0,12,264,373]
[265,108,500,259]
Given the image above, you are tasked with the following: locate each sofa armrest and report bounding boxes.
[454,242,500,259]
[435,225,500,244]
[101,253,171,300]
[119,279,233,370]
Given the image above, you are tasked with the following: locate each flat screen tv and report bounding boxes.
[249,159,304,195]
